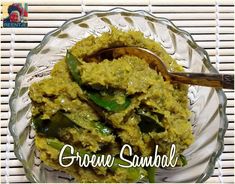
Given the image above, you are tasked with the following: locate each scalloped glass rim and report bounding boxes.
[9,7,228,183]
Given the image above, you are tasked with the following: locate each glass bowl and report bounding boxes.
[9,8,228,183]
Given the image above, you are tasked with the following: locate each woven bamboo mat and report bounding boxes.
[1,0,234,183]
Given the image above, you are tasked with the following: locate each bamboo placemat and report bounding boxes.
[1,0,234,183]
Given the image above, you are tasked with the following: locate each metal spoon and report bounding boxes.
[84,46,234,89]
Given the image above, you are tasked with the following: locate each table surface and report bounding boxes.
[1,0,234,183]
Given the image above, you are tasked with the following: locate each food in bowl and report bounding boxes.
[29,27,194,183]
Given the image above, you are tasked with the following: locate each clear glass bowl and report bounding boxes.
[9,8,228,183]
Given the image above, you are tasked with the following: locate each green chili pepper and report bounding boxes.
[33,111,112,137]
[179,154,187,166]
[137,108,165,133]
[93,121,112,135]
[33,111,75,137]
[87,91,131,112]
[46,138,87,156]
[66,51,131,113]
[66,50,82,84]
[64,113,112,136]
[46,138,146,181]
[146,167,156,183]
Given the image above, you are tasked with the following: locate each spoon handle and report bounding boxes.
[170,72,234,89]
